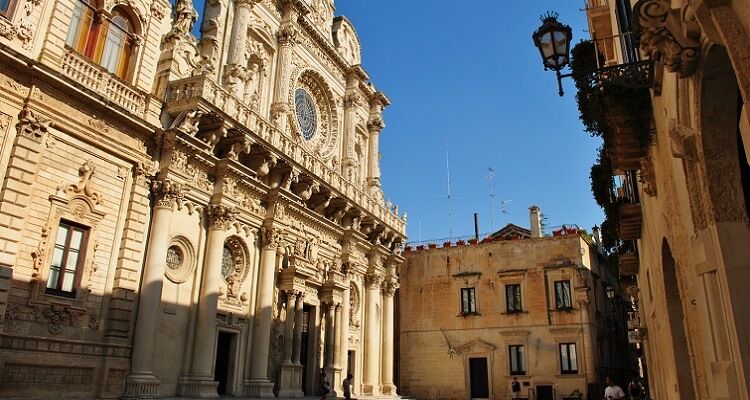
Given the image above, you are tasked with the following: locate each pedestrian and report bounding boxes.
[604,376,626,400]
[343,373,353,400]
[319,370,328,400]
[627,377,643,400]
[511,377,521,399]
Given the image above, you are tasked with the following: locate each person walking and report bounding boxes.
[511,377,521,399]
[343,373,353,400]
[604,376,626,400]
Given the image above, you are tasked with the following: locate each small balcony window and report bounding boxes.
[66,0,136,80]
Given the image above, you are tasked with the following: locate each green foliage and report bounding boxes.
[590,147,613,209]
[570,40,654,267]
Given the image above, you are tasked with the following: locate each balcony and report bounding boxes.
[616,170,642,240]
[61,48,148,117]
[619,241,640,276]
[167,75,406,235]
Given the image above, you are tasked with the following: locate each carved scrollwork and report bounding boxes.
[366,115,385,132]
[151,179,185,209]
[634,0,700,77]
[59,160,101,205]
[169,109,203,135]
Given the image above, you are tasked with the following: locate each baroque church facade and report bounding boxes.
[0,0,406,397]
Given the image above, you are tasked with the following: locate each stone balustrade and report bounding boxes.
[61,48,148,117]
[168,75,406,235]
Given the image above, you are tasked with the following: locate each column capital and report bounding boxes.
[151,179,184,209]
[365,273,384,289]
[277,25,298,46]
[366,114,384,133]
[381,281,398,297]
[261,227,284,250]
[344,92,362,110]
[206,204,239,230]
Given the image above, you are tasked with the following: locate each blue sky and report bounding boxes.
[333,1,603,242]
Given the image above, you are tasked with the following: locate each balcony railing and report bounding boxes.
[61,48,148,117]
[619,241,639,276]
[167,75,406,235]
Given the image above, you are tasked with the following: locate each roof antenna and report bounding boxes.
[486,167,497,231]
[445,138,454,239]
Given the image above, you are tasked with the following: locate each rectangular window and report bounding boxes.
[461,287,476,314]
[506,284,522,313]
[560,343,578,374]
[46,221,88,298]
[0,0,15,18]
[555,280,572,309]
[509,345,525,375]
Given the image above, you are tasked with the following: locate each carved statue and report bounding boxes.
[170,0,198,38]
[170,110,203,135]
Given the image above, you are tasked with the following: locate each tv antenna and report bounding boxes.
[486,167,497,231]
[445,139,454,239]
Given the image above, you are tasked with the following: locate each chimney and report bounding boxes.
[592,225,603,254]
[529,205,542,238]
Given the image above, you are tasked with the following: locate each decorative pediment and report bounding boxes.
[634,0,701,77]
[457,338,496,354]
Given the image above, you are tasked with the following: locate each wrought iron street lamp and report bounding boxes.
[532,12,573,96]
[606,284,615,299]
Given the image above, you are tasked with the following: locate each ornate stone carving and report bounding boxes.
[381,281,398,297]
[38,304,74,335]
[277,25,298,46]
[165,236,197,283]
[16,107,51,141]
[634,0,700,77]
[58,160,101,205]
[30,226,49,278]
[366,115,384,132]
[151,179,184,209]
[365,273,383,289]
[170,109,203,135]
[261,227,284,250]
[165,0,198,41]
[222,236,250,301]
[206,205,239,230]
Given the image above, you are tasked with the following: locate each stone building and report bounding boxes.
[397,207,634,400]
[0,0,406,398]
[577,0,750,399]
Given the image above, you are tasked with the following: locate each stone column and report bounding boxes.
[278,290,304,398]
[366,118,383,181]
[292,292,305,364]
[283,291,297,363]
[380,281,397,395]
[362,273,383,395]
[178,205,237,397]
[324,302,338,397]
[338,280,351,378]
[243,227,281,397]
[270,3,297,133]
[124,179,183,398]
[343,91,360,180]
[223,0,254,97]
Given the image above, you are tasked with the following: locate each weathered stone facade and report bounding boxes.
[0,0,405,398]
[582,1,750,399]
[397,216,632,400]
